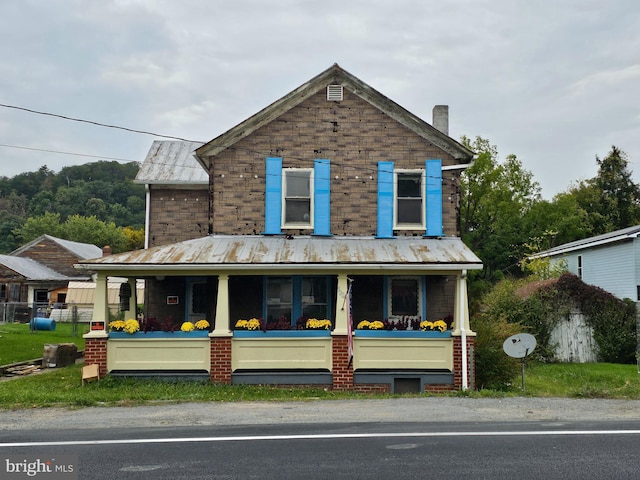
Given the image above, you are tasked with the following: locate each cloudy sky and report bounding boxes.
[1,0,638,199]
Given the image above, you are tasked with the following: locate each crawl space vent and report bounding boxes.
[327,85,344,101]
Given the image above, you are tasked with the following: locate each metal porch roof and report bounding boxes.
[76,235,483,273]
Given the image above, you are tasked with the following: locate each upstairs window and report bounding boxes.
[283,169,313,228]
[395,170,424,228]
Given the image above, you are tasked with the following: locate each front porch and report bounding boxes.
[80,235,481,392]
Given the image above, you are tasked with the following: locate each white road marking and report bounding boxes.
[2,429,640,448]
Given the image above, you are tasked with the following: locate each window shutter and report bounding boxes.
[313,159,331,236]
[425,159,443,236]
[377,161,394,238]
[264,157,282,234]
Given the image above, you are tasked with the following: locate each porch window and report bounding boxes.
[387,276,422,321]
[266,277,293,324]
[265,276,330,325]
[394,170,424,229]
[282,169,313,228]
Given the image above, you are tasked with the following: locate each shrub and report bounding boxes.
[471,311,521,390]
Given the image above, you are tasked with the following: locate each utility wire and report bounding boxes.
[0,103,204,142]
[0,143,134,162]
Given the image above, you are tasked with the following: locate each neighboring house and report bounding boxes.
[532,225,640,301]
[79,64,483,393]
[49,279,145,322]
[0,235,102,321]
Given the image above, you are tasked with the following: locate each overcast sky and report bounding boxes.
[1,0,638,199]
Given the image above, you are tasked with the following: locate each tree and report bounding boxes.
[14,212,62,243]
[460,136,541,283]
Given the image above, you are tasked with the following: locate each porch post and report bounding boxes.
[213,274,231,335]
[84,272,109,378]
[333,274,349,335]
[92,273,109,327]
[452,270,475,391]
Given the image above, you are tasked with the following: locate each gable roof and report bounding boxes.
[0,255,68,281]
[532,225,640,258]
[136,140,207,185]
[11,235,102,260]
[75,235,482,274]
[195,63,474,165]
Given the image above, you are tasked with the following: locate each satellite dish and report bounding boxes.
[503,333,537,359]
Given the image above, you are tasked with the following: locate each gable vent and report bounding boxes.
[327,85,343,101]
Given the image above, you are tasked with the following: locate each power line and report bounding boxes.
[0,103,204,142]
[0,143,135,162]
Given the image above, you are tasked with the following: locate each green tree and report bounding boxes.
[14,212,62,243]
[460,136,541,283]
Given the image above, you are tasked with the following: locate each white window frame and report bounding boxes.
[282,168,314,229]
[393,169,425,230]
[387,276,422,322]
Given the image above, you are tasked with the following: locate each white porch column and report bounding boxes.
[333,274,349,335]
[452,271,474,336]
[85,272,110,337]
[212,274,231,335]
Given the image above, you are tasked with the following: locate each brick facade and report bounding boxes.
[148,187,209,248]
[210,336,232,384]
[331,335,353,391]
[84,338,108,378]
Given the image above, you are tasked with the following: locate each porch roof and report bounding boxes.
[75,235,482,274]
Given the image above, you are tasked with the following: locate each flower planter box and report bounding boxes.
[233,330,331,338]
[354,330,451,338]
[109,330,210,339]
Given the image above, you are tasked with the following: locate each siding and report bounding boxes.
[557,240,637,301]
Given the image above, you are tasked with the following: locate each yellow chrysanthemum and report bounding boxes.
[235,319,249,329]
[306,318,331,330]
[123,319,140,334]
[181,321,195,332]
[370,321,384,330]
[357,320,370,329]
[194,319,210,330]
[432,320,448,332]
[247,318,261,330]
[108,320,125,331]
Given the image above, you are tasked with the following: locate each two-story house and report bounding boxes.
[79,64,482,393]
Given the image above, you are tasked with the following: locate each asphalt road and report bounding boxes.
[2,419,640,479]
[1,398,640,479]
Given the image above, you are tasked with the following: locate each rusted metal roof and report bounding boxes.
[135,140,207,185]
[76,235,482,273]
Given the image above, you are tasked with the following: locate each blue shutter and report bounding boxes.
[264,157,282,234]
[377,161,394,238]
[425,159,443,236]
[313,159,331,236]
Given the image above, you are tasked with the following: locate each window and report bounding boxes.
[387,276,422,321]
[266,277,293,324]
[577,255,583,279]
[395,170,424,228]
[282,169,313,228]
[265,276,330,325]
[301,276,328,318]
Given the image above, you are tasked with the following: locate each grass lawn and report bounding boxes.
[1,322,639,409]
[0,322,88,365]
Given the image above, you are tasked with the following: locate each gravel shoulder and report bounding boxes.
[1,397,640,431]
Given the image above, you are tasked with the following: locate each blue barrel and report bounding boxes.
[30,317,56,331]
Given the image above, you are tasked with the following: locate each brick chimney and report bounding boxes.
[102,246,112,257]
[432,105,449,135]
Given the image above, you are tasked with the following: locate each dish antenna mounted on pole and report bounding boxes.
[503,333,537,392]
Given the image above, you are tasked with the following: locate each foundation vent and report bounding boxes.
[327,85,343,101]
